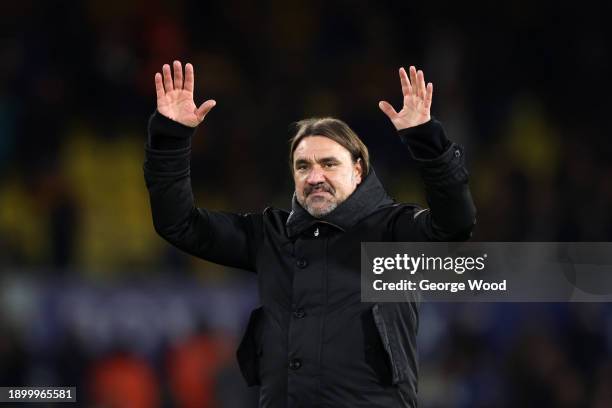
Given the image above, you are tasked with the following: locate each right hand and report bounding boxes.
[378,66,433,131]
[155,60,216,128]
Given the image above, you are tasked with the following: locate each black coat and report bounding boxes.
[144,112,476,407]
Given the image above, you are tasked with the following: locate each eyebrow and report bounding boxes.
[294,156,341,167]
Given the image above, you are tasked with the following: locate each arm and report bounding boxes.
[379,66,476,241]
[144,61,261,271]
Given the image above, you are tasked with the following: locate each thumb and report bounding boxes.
[195,99,216,122]
[378,100,397,119]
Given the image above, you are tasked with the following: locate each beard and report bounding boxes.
[297,182,339,218]
[302,197,338,218]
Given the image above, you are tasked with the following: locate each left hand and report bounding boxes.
[379,66,433,130]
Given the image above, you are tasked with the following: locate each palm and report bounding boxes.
[394,90,430,129]
[154,61,216,128]
[158,90,199,127]
[379,66,433,131]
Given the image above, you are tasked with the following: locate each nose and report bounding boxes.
[306,165,326,184]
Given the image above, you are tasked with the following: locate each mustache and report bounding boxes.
[304,182,335,197]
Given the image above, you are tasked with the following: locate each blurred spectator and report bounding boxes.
[89,351,160,408]
[167,328,241,408]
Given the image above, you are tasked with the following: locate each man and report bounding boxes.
[144,60,476,407]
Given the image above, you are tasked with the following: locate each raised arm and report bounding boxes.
[379,66,476,241]
[144,61,261,271]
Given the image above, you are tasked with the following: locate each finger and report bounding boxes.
[399,67,412,97]
[162,64,173,92]
[417,70,427,100]
[409,66,418,97]
[173,60,183,90]
[195,99,216,122]
[378,100,398,119]
[424,82,433,110]
[155,73,165,99]
[184,63,194,93]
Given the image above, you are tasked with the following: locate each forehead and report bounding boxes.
[293,135,351,161]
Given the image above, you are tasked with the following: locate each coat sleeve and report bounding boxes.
[143,111,261,272]
[392,118,476,242]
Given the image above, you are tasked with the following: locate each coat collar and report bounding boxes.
[285,169,394,238]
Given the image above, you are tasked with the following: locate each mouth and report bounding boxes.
[308,191,332,199]
[307,188,333,198]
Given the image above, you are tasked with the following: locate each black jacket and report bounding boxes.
[144,112,476,407]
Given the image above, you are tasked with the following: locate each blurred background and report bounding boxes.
[1,0,612,406]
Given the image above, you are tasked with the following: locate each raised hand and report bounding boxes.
[379,66,433,131]
[155,61,216,128]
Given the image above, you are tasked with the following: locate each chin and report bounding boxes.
[306,201,338,218]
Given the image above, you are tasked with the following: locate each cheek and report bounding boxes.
[329,174,349,195]
[341,172,360,195]
[294,177,305,195]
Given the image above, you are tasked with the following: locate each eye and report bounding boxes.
[324,162,337,168]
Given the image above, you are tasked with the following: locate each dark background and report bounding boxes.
[1,0,611,406]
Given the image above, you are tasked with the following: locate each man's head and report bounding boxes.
[289,118,370,218]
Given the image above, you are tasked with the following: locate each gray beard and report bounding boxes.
[305,200,338,218]
[297,195,339,218]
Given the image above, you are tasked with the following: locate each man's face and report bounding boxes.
[293,136,363,218]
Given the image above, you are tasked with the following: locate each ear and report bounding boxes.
[354,158,363,184]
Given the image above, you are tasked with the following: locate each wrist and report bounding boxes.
[147,110,196,150]
[398,118,450,159]
[396,116,431,132]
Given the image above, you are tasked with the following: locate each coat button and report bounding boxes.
[289,358,302,370]
[454,149,461,158]
[296,258,308,268]
[293,308,305,318]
